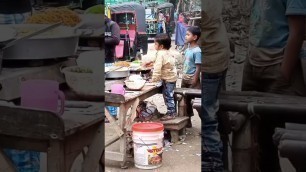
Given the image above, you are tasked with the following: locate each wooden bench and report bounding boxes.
[174,88,201,117]
[159,117,189,143]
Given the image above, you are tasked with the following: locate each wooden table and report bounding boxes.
[105,84,162,168]
[0,102,104,172]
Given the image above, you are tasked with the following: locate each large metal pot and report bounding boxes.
[105,66,130,79]
[105,70,130,79]
[3,24,79,60]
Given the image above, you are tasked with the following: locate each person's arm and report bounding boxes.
[191,51,202,87]
[151,53,163,82]
[191,65,201,87]
[281,15,305,81]
[105,22,120,46]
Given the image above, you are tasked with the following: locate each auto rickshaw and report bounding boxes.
[107,2,148,60]
[156,2,175,33]
[145,2,174,40]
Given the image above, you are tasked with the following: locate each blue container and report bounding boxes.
[107,106,117,117]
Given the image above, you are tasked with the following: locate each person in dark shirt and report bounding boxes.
[0,0,32,24]
[105,15,120,63]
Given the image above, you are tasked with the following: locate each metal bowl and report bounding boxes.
[62,66,104,98]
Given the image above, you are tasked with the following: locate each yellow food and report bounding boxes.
[114,61,131,67]
[26,8,81,27]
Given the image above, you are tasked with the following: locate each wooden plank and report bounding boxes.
[170,131,179,143]
[47,141,65,172]
[105,92,125,104]
[105,86,161,106]
[174,88,201,96]
[105,151,125,161]
[118,104,128,168]
[0,149,17,172]
[0,105,65,140]
[82,124,104,172]
[63,107,104,136]
[105,135,121,148]
[159,116,189,125]
[164,120,188,131]
[104,108,124,137]
[0,135,48,152]
[219,91,306,105]
[126,98,140,129]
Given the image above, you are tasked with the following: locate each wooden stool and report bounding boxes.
[160,117,189,143]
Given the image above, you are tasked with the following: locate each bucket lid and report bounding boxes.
[132,122,164,132]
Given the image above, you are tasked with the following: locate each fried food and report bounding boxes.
[26,8,81,27]
[114,61,131,67]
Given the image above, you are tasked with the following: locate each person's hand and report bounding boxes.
[191,77,199,88]
[143,61,154,68]
[280,63,292,82]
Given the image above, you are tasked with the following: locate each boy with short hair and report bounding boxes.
[181,26,202,127]
[150,33,178,121]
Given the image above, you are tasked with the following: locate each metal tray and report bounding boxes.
[3,24,79,60]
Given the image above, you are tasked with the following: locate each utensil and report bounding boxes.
[0,26,17,43]
[3,22,62,49]
[20,80,65,116]
[105,66,130,79]
[3,24,79,60]
[77,50,103,73]
[61,66,104,101]
[125,80,146,90]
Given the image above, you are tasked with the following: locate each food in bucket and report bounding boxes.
[114,61,131,67]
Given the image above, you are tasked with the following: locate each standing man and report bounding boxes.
[158,10,166,33]
[105,15,120,63]
[201,0,230,171]
[0,0,32,24]
[243,0,306,171]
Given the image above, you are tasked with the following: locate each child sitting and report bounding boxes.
[150,33,178,121]
[181,26,202,127]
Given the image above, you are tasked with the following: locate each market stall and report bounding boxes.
[0,6,104,171]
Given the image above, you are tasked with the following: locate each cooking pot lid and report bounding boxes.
[0,26,16,42]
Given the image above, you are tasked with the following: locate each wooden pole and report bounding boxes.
[232,119,254,172]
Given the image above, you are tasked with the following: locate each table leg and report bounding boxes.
[82,124,104,172]
[47,140,65,172]
[178,96,186,117]
[118,104,128,169]
[0,149,16,172]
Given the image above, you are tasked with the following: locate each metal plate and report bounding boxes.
[3,24,79,60]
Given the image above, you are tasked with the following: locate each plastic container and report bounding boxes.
[132,122,164,169]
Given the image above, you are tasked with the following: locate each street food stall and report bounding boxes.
[0,7,104,172]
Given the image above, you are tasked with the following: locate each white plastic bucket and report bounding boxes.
[132,122,164,169]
